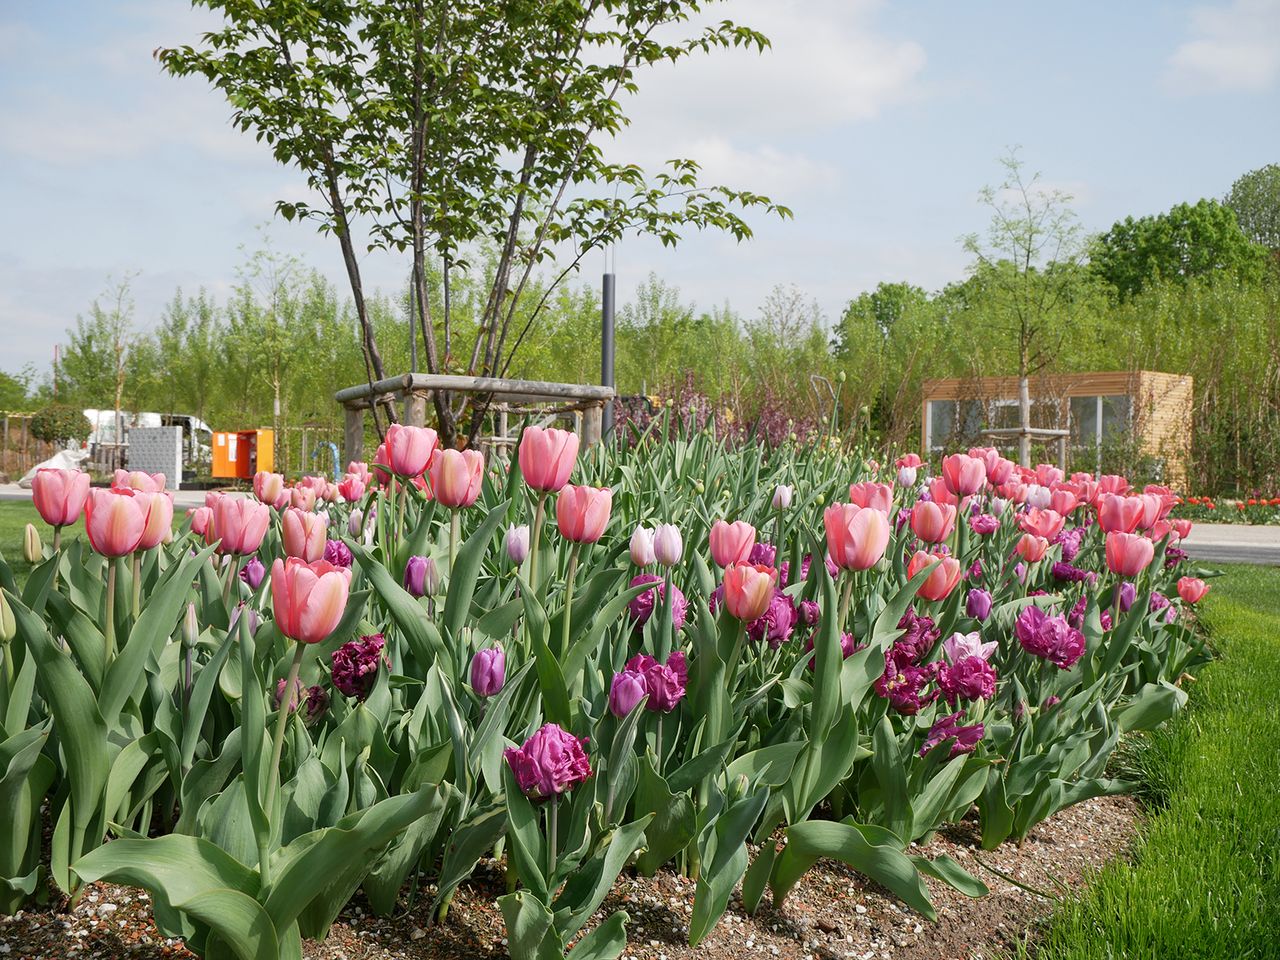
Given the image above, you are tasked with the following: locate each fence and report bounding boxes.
[1,413,58,480]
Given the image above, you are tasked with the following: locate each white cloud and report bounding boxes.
[1166,0,1280,93]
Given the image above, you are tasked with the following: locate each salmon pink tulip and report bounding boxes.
[253,471,287,508]
[1105,531,1154,578]
[1097,494,1144,534]
[825,503,891,571]
[910,501,957,544]
[211,496,270,556]
[722,563,778,621]
[848,482,893,513]
[1049,488,1080,515]
[189,506,213,537]
[941,454,986,497]
[385,424,438,477]
[31,468,90,528]
[85,488,147,558]
[113,469,166,493]
[337,474,367,502]
[1172,518,1193,540]
[556,484,612,544]
[136,492,174,550]
[372,442,391,486]
[1176,576,1209,604]
[1014,533,1050,563]
[270,557,352,645]
[907,550,962,601]
[283,507,327,562]
[709,520,756,567]
[518,426,579,492]
[429,448,484,508]
[1018,508,1064,540]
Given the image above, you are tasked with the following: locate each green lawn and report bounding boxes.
[0,500,46,586]
[1023,562,1280,959]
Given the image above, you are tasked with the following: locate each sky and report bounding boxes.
[1,0,1278,377]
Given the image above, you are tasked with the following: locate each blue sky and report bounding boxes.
[1,0,1278,376]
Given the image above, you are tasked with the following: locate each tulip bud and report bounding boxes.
[470,646,506,697]
[0,589,16,645]
[181,602,199,650]
[653,524,683,567]
[694,480,705,494]
[403,555,440,598]
[347,509,364,538]
[837,371,847,383]
[608,669,648,717]
[23,524,41,564]
[896,466,918,488]
[505,524,530,565]
[772,485,793,510]
[630,525,656,567]
[965,588,992,622]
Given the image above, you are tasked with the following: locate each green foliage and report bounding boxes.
[1090,198,1270,300]
[1225,163,1280,251]
[29,404,92,445]
[1022,564,1280,959]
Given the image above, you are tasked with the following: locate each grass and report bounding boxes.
[0,499,49,587]
[1022,562,1280,959]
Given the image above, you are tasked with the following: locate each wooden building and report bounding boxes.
[920,370,1193,483]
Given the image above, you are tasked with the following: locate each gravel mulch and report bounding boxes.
[0,795,1137,960]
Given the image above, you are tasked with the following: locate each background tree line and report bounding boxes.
[5,163,1278,493]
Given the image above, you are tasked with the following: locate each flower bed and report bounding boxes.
[0,429,1211,960]
[1173,496,1280,524]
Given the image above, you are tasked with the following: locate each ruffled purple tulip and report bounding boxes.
[969,513,999,535]
[621,651,688,713]
[895,607,940,662]
[875,653,939,715]
[470,646,505,698]
[331,633,388,700]
[937,656,997,703]
[920,711,984,757]
[747,541,777,567]
[504,723,592,799]
[323,539,353,568]
[1015,606,1085,669]
[746,590,799,649]
[627,575,688,632]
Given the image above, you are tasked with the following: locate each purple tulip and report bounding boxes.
[969,513,999,535]
[937,656,997,703]
[331,633,387,700]
[505,525,530,565]
[746,590,799,649]
[239,556,266,590]
[504,723,592,799]
[1115,581,1137,613]
[323,539,353,568]
[403,555,439,598]
[1015,606,1085,669]
[919,711,984,757]
[627,575,688,632]
[965,588,992,622]
[608,669,649,717]
[470,646,506,698]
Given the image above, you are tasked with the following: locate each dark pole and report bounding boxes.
[601,258,616,437]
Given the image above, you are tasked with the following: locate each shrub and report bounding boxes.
[29,403,92,445]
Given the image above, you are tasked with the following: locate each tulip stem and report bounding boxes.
[838,574,855,632]
[449,508,460,572]
[131,551,142,622]
[266,643,307,825]
[657,569,674,661]
[529,492,549,589]
[51,526,62,586]
[396,481,407,548]
[560,544,581,659]
[222,556,239,609]
[104,560,118,663]
[547,796,559,882]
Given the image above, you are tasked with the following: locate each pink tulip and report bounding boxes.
[1014,533,1049,563]
[910,501,957,544]
[824,503,891,571]
[338,474,367,502]
[283,507,327,562]
[32,468,90,528]
[722,563,778,621]
[556,484,612,544]
[429,448,484,508]
[372,442,391,486]
[253,471,286,507]
[270,557,352,645]
[1105,531,1154,578]
[85,488,147,558]
[848,482,893,514]
[1049,488,1080,515]
[1034,464,1064,487]
[290,486,317,513]
[927,475,960,507]
[907,550,962,601]
[210,496,270,556]
[1176,576,1209,604]
[347,461,372,485]
[709,520,756,568]
[941,454,986,497]
[518,426,579,492]
[1135,494,1165,531]
[1172,518,1193,541]
[1017,508,1064,540]
[189,505,213,537]
[988,457,1016,486]
[136,492,174,550]
[1097,474,1130,497]
[1097,494,1144,534]
[113,469,166,493]
[895,453,923,469]
[385,424,438,477]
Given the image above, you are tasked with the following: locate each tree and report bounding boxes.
[1226,163,1280,252]
[962,150,1086,465]
[158,0,789,447]
[1091,198,1268,299]
[59,277,137,467]
[833,282,928,353]
[0,368,33,411]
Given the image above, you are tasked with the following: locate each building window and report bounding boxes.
[1070,394,1131,472]
[927,400,956,451]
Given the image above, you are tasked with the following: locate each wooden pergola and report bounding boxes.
[334,373,615,466]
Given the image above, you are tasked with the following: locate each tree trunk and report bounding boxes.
[1018,345,1031,468]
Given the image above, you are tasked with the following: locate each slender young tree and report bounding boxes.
[157,0,789,447]
[962,150,1085,465]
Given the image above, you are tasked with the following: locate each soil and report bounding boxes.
[0,795,1137,960]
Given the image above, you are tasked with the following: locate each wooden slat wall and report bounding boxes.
[921,371,1139,401]
[1136,371,1193,484]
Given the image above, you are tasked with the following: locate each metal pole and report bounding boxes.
[601,253,616,438]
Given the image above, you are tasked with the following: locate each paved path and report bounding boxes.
[1180,523,1280,567]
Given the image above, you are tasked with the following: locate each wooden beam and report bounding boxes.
[343,406,365,469]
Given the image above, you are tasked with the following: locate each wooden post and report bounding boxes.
[343,405,365,468]
[582,403,603,447]
[404,392,428,428]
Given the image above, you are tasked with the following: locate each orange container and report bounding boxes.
[212,429,275,480]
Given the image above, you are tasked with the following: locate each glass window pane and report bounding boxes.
[960,401,984,438]
[1101,395,1130,438]
[1071,396,1098,446]
[929,400,955,449]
